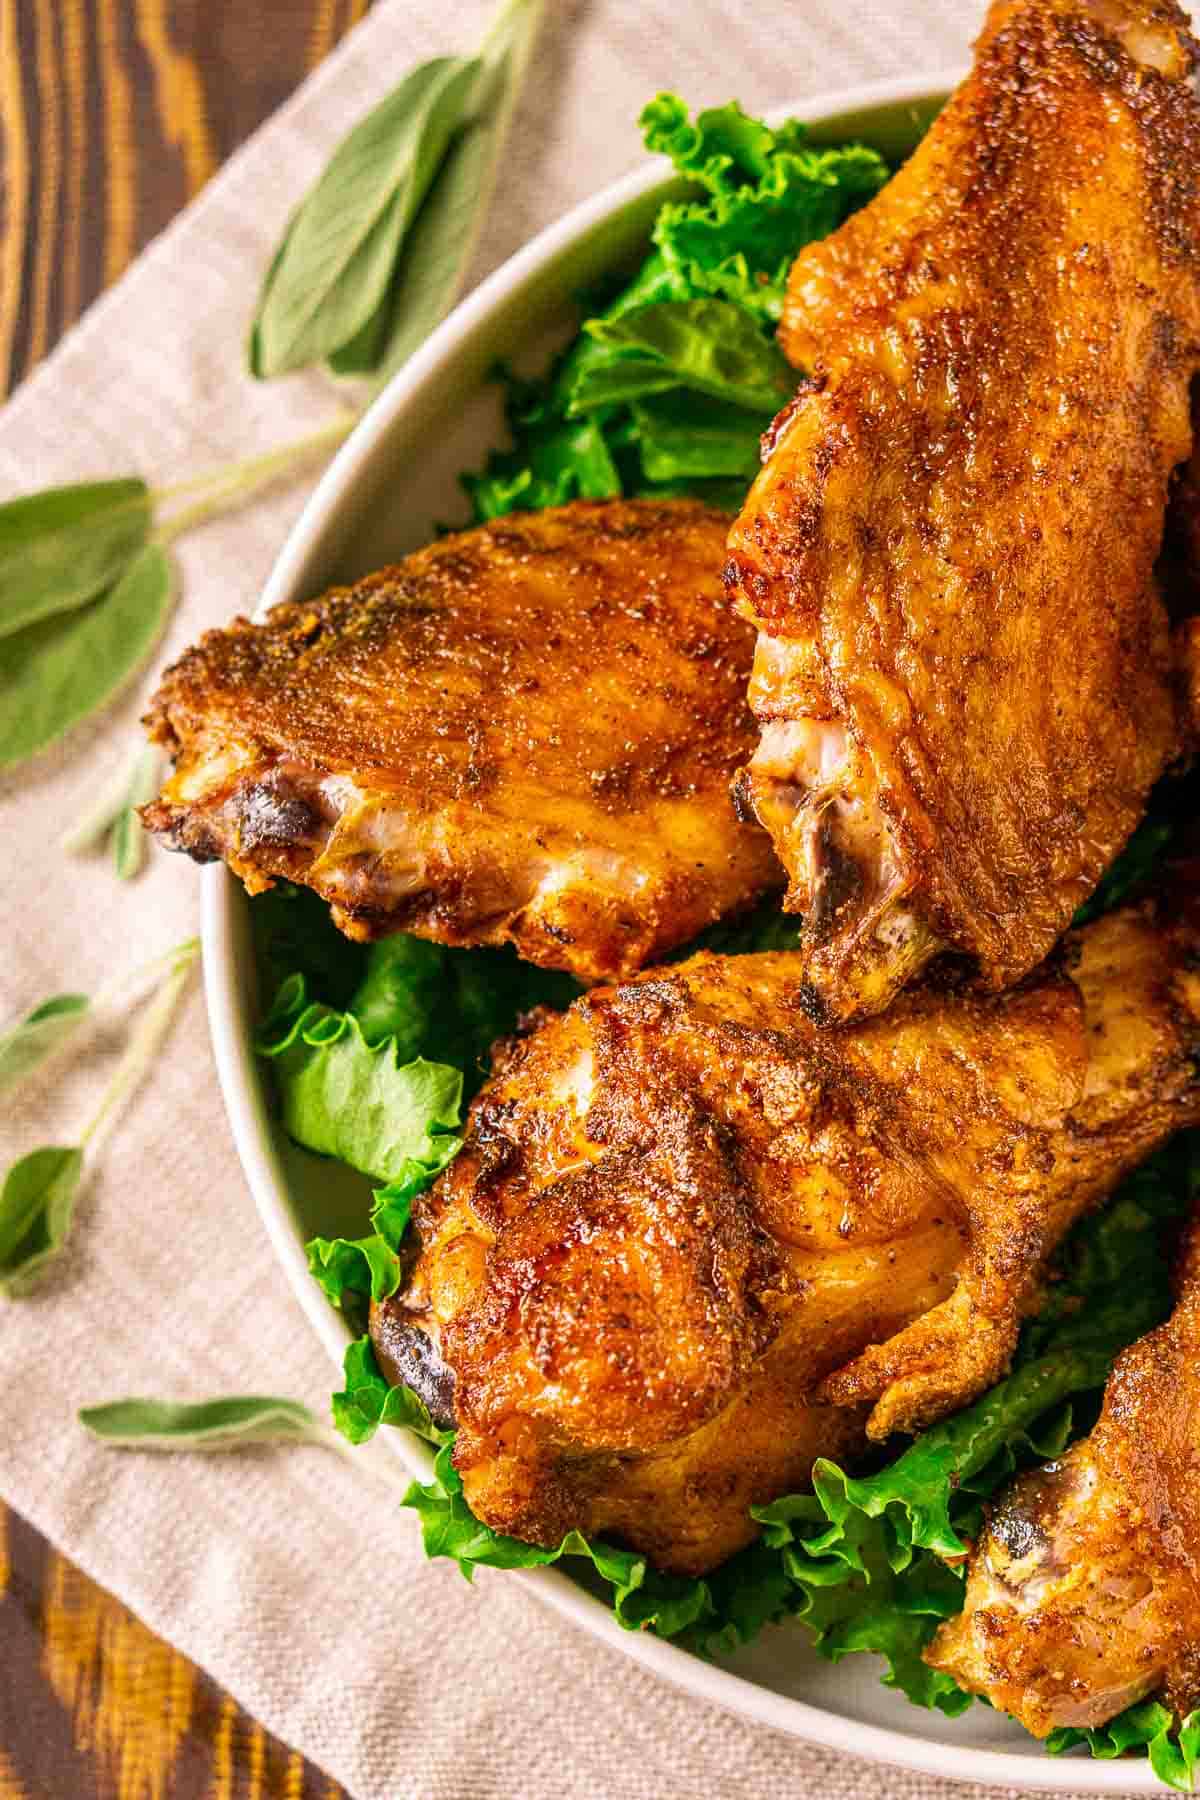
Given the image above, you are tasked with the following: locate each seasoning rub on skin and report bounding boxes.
[726,0,1200,1023]
[372,885,1200,1577]
[142,499,779,984]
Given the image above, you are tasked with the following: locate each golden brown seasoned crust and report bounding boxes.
[725,0,1200,1022]
[373,887,1200,1574]
[143,499,779,984]
[927,1210,1200,1735]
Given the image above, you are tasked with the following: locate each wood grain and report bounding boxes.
[0,1502,349,1797]
[0,0,370,394]
[0,2,370,1792]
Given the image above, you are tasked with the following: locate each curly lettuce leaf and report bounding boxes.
[664,250,788,325]
[766,1357,1097,1575]
[347,932,458,1052]
[372,1177,422,1250]
[639,92,808,189]
[650,149,887,317]
[463,410,622,521]
[252,883,580,1069]
[254,900,577,1325]
[765,1497,970,1717]
[565,299,791,417]
[348,934,580,1093]
[751,1499,965,1719]
[401,1432,788,1643]
[256,918,582,1188]
[629,391,766,483]
[307,1231,403,1306]
[640,95,887,325]
[459,94,886,523]
[256,974,464,1184]
[306,1168,425,1310]
[332,1334,452,1446]
[1048,1703,1200,1791]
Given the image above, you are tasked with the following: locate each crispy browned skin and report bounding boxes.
[143,500,778,983]
[725,0,1200,1022]
[927,1204,1200,1735]
[372,892,1200,1575]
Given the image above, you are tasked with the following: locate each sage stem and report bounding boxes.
[80,947,199,1155]
[154,414,358,544]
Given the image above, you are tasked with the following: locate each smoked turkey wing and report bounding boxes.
[372,890,1200,1576]
[143,500,778,984]
[926,1197,1200,1736]
[725,0,1200,1022]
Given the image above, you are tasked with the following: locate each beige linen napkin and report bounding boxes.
[0,3,1169,1795]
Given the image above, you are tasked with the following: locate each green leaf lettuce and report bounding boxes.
[458,93,886,524]
[332,1333,452,1447]
[1047,1703,1200,1791]
[640,94,887,324]
[256,974,464,1186]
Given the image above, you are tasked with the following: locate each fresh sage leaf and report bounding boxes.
[61,744,150,854]
[325,302,394,379]
[246,219,297,380]
[0,478,151,642]
[111,744,163,880]
[250,55,482,378]
[0,541,173,770]
[61,741,162,863]
[0,994,90,1095]
[0,936,196,1107]
[0,1145,85,1297]
[79,1395,322,1450]
[372,0,546,383]
[112,809,145,881]
[0,942,197,1299]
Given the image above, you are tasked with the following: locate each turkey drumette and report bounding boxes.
[726,0,1200,1021]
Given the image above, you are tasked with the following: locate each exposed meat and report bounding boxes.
[373,887,1200,1575]
[725,0,1200,1021]
[143,500,779,984]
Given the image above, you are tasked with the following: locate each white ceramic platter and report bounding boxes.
[202,73,1161,1791]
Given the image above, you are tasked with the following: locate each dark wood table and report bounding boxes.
[0,5,367,1792]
